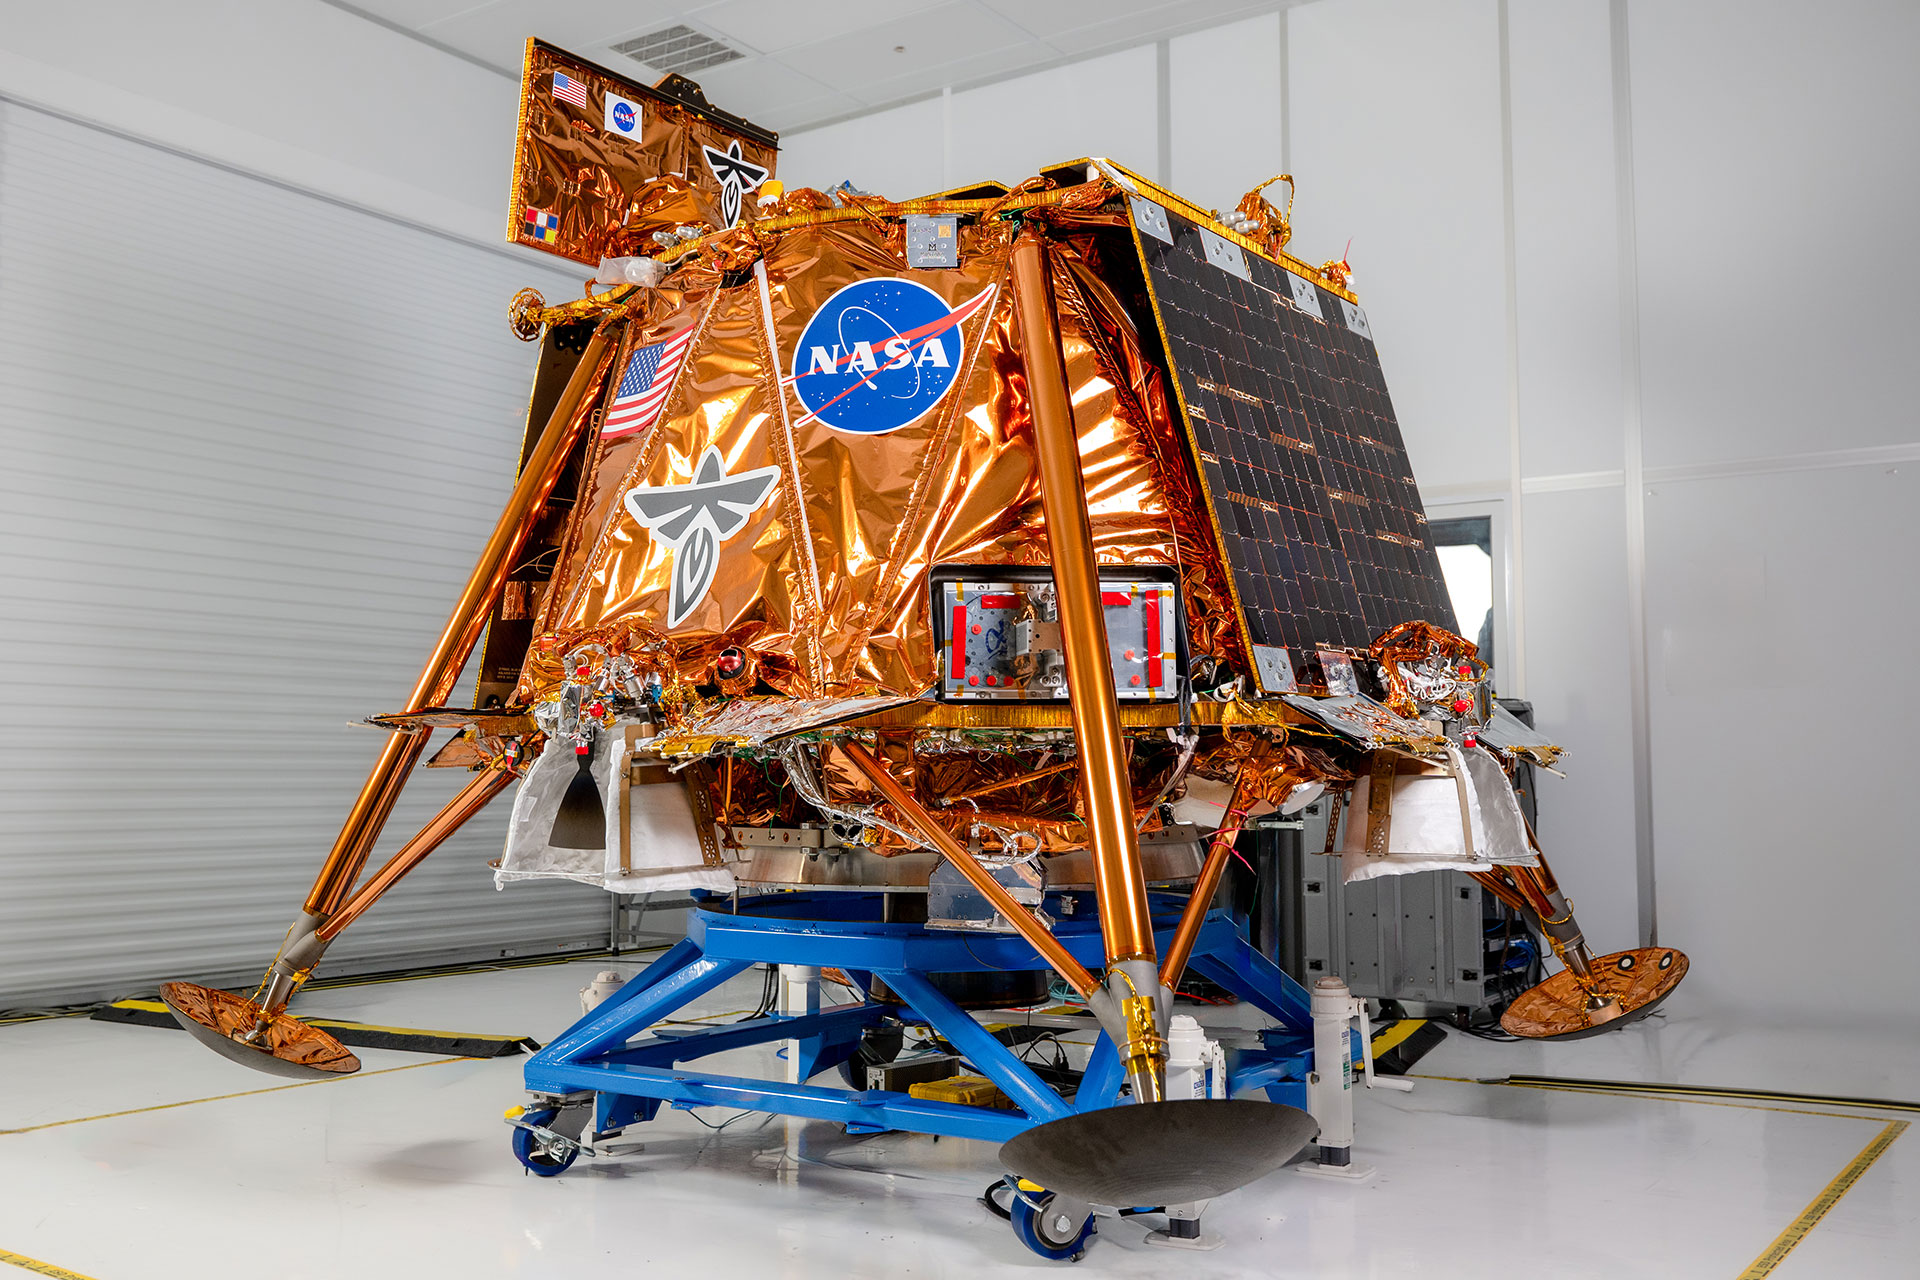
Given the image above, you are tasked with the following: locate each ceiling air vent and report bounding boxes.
[612,25,745,76]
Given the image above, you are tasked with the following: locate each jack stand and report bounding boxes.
[779,964,821,1085]
[1296,973,1402,1183]
[1144,1201,1224,1250]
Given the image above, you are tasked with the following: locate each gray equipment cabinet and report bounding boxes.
[1290,810,1494,1007]
[1253,698,1541,1015]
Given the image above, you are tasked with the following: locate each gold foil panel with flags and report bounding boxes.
[509,39,778,265]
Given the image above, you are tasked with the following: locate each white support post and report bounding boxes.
[1299,975,1381,1182]
[779,964,820,1085]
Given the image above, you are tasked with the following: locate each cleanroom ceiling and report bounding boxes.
[338,0,1306,131]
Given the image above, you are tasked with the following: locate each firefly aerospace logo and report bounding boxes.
[787,277,996,435]
[701,140,770,229]
[623,446,780,626]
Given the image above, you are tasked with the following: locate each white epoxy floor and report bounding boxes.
[2,957,1914,1279]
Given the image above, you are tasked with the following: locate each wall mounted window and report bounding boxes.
[1424,500,1515,695]
[1431,515,1495,666]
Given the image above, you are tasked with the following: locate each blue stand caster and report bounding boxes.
[510,1108,580,1177]
[1010,1191,1097,1262]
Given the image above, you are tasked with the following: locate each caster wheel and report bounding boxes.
[511,1108,580,1177]
[1010,1192,1096,1262]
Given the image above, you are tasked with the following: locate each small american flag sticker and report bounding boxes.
[551,71,589,110]
[603,327,697,439]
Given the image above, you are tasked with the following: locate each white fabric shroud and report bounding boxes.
[495,730,734,895]
[1339,743,1539,884]
[1171,776,1324,830]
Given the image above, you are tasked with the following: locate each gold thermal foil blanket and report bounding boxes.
[520,220,1204,700]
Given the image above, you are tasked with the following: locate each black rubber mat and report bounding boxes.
[1370,1018,1448,1076]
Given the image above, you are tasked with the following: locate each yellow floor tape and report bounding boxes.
[0,1057,462,1137]
[0,954,673,1274]
[1368,1017,1427,1058]
[1737,1119,1909,1279]
[0,950,670,1029]
[1497,1073,1920,1115]
[0,1059,478,1274]
[1411,1071,1912,1276]
[0,1247,98,1279]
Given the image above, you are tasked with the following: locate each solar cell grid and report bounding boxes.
[1134,207,1455,657]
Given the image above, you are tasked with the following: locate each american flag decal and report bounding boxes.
[602,327,697,439]
[551,71,589,110]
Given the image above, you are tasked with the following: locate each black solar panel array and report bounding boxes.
[1133,204,1456,657]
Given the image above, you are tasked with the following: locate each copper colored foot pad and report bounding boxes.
[159,982,361,1078]
[1500,948,1689,1040]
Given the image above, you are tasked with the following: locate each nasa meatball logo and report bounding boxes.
[788,277,996,434]
[604,91,643,139]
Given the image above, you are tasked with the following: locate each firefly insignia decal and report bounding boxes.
[701,139,771,228]
[623,446,781,627]
[786,277,996,435]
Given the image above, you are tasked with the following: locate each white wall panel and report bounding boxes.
[1508,0,1625,479]
[775,96,948,198]
[0,103,605,1009]
[0,0,518,243]
[1644,464,1920,1020]
[1169,12,1284,216]
[780,46,1160,202]
[1629,0,1920,469]
[948,46,1159,189]
[1517,487,1638,952]
[1287,0,1509,494]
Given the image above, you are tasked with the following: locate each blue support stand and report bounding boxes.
[519,891,1316,1150]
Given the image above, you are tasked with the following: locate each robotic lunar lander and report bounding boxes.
[160,41,1688,1260]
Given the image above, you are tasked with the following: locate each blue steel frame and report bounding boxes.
[522,891,1319,1145]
